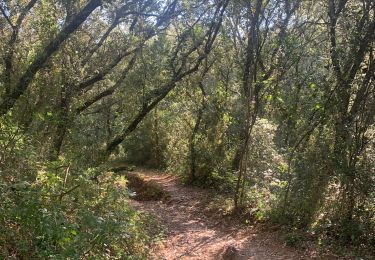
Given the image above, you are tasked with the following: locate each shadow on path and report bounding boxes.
[129,170,325,260]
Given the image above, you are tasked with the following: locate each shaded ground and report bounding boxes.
[129,170,337,260]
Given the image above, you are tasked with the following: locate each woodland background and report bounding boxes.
[0,0,374,258]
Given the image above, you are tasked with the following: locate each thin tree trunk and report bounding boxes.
[190,107,203,182]
[48,85,69,161]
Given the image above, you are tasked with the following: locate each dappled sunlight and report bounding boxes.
[130,170,311,259]
[1,0,373,258]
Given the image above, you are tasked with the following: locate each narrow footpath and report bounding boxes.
[129,170,334,260]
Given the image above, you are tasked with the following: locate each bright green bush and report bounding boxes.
[0,119,156,259]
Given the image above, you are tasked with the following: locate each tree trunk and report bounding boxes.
[48,85,70,161]
[189,107,203,182]
[0,0,101,115]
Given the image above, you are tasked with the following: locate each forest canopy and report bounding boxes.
[0,0,374,258]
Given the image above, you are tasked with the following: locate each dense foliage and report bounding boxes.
[1,0,374,258]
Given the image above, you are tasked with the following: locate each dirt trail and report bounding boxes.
[129,170,321,260]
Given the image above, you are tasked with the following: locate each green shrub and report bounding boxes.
[0,118,157,259]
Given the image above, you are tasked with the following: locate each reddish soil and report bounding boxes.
[129,170,336,260]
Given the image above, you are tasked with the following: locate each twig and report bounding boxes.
[63,165,71,189]
[58,184,80,202]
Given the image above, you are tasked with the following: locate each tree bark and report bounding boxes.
[48,84,70,161]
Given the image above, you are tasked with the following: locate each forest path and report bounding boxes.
[128,169,318,260]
